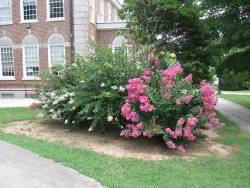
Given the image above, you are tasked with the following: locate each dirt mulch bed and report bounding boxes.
[2,120,232,160]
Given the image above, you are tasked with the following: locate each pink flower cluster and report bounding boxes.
[162,64,183,82]
[143,131,153,138]
[165,117,197,146]
[184,74,193,82]
[166,141,186,153]
[143,69,153,83]
[165,128,182,139]
[127,78,145,103]
[166,140,177,149]
[149,53,160,66]
[120,54,224,154]
[200,81,218,113]
[120,122,143,138]
[183,95,193,104]
[206,112,225,129]
[139,96,155,112]
[121,76,155,138]
[186,117,199,128]
[161,64,183,101]
[184,127,196,142]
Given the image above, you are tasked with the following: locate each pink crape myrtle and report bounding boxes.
[120,54,224,153]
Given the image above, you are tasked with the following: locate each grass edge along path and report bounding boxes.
[220,94,250,109]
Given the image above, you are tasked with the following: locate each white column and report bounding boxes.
[73,0,89,57]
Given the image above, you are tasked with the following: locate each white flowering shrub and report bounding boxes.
[38,45,142,130]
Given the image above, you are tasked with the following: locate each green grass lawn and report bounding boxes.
[0,108,250,188]
[220,94,250,109]
[0,108,40,127]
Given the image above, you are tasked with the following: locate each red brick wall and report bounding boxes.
[0,0,72,89]
[97,30,118,47]
[97,30,131,47]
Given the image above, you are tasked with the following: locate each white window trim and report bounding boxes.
[0,46,15,80]
[46,0,65,22]
[48,44,65,68]
[0,0,13,25]
[20,0,38,23]
[22,44,40,80]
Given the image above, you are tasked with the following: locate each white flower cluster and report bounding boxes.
[41,91,75,108]
[107,115,113,122]
[181,89,188,95]
[39,90,76,123]
[100,83,125,92]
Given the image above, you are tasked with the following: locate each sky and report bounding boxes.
[119,0,124,4]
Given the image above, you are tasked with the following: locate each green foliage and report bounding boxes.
[38,45,142,130]
[120,0,214,82]
[201,0,250,50]
[217,49,250,75]
[219,70,250,91]
[201,0,250,76]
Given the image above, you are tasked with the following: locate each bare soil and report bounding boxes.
[2,120,232,160]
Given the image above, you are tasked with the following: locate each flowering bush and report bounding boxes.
[38,45,223,153]
[120,54,224,153]
[38,45,142,130]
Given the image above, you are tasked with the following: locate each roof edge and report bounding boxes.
[97,22,128,30]
[110,0,122,9]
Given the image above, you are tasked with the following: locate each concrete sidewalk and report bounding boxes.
[0,98,39,108]
[0,140,104,188]
[217,98,250,132]
[221,91,250,95]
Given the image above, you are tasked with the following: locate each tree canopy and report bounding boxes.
[119,0,215,82]
[119,0,250,82]
[201,0,250,50]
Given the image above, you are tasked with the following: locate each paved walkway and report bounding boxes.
[221,91,250,95]
[0,98,39,108]
[217,98,250,132]
[0,141,104,188]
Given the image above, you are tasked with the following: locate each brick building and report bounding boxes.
[0,0,128,98]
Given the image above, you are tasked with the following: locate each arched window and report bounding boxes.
[112,35,127,53]
[48,33,65,67]
[0,36,15,79]
[22,34,39,79]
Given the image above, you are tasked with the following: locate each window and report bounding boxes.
[0,36,15,79]
[0,47,14,78]
[22,34,39,79]
[89,0,95,23]
[48,33,65,68]
[21,0,37,21]
[47,0,64,20]
[97,0,104,22]
[49,45,65,66]
[99,0,104,15]
[24,45,39,77]
[112,45,121,53]
[107,2,112,22]
[0,0,12,24]
[112,36,127,53]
